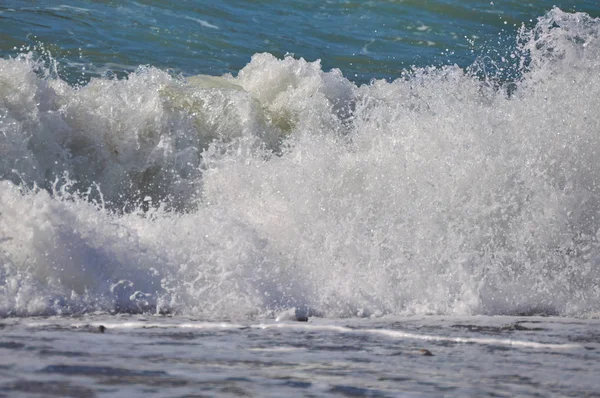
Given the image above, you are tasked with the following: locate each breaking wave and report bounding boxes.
[2,8,600,319]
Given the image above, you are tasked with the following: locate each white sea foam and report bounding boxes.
[1,8,600,319]
[184,16,219,29]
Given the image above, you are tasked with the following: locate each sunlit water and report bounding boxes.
[1,1,599,83]
[2,1,600,396]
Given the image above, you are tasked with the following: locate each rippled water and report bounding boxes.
[1,315,599,397]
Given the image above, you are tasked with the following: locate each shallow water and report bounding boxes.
[1,315,599,397]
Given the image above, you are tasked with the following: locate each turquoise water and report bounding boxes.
[2,1,599,83]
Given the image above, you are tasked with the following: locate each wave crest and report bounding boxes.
[1,9,600,319]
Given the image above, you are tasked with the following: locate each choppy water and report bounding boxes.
[2,1,599,83]
[2,1,600,396]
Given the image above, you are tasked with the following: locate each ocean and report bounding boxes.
[2,1,600,396]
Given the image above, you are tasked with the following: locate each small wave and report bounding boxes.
[184,16,219,29]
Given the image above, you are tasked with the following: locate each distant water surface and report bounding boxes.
[1,1,599,83]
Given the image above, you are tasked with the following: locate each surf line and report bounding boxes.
[24,321,583,350]
[255,323,583,350]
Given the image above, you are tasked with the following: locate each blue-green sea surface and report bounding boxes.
[1,1,599,83]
